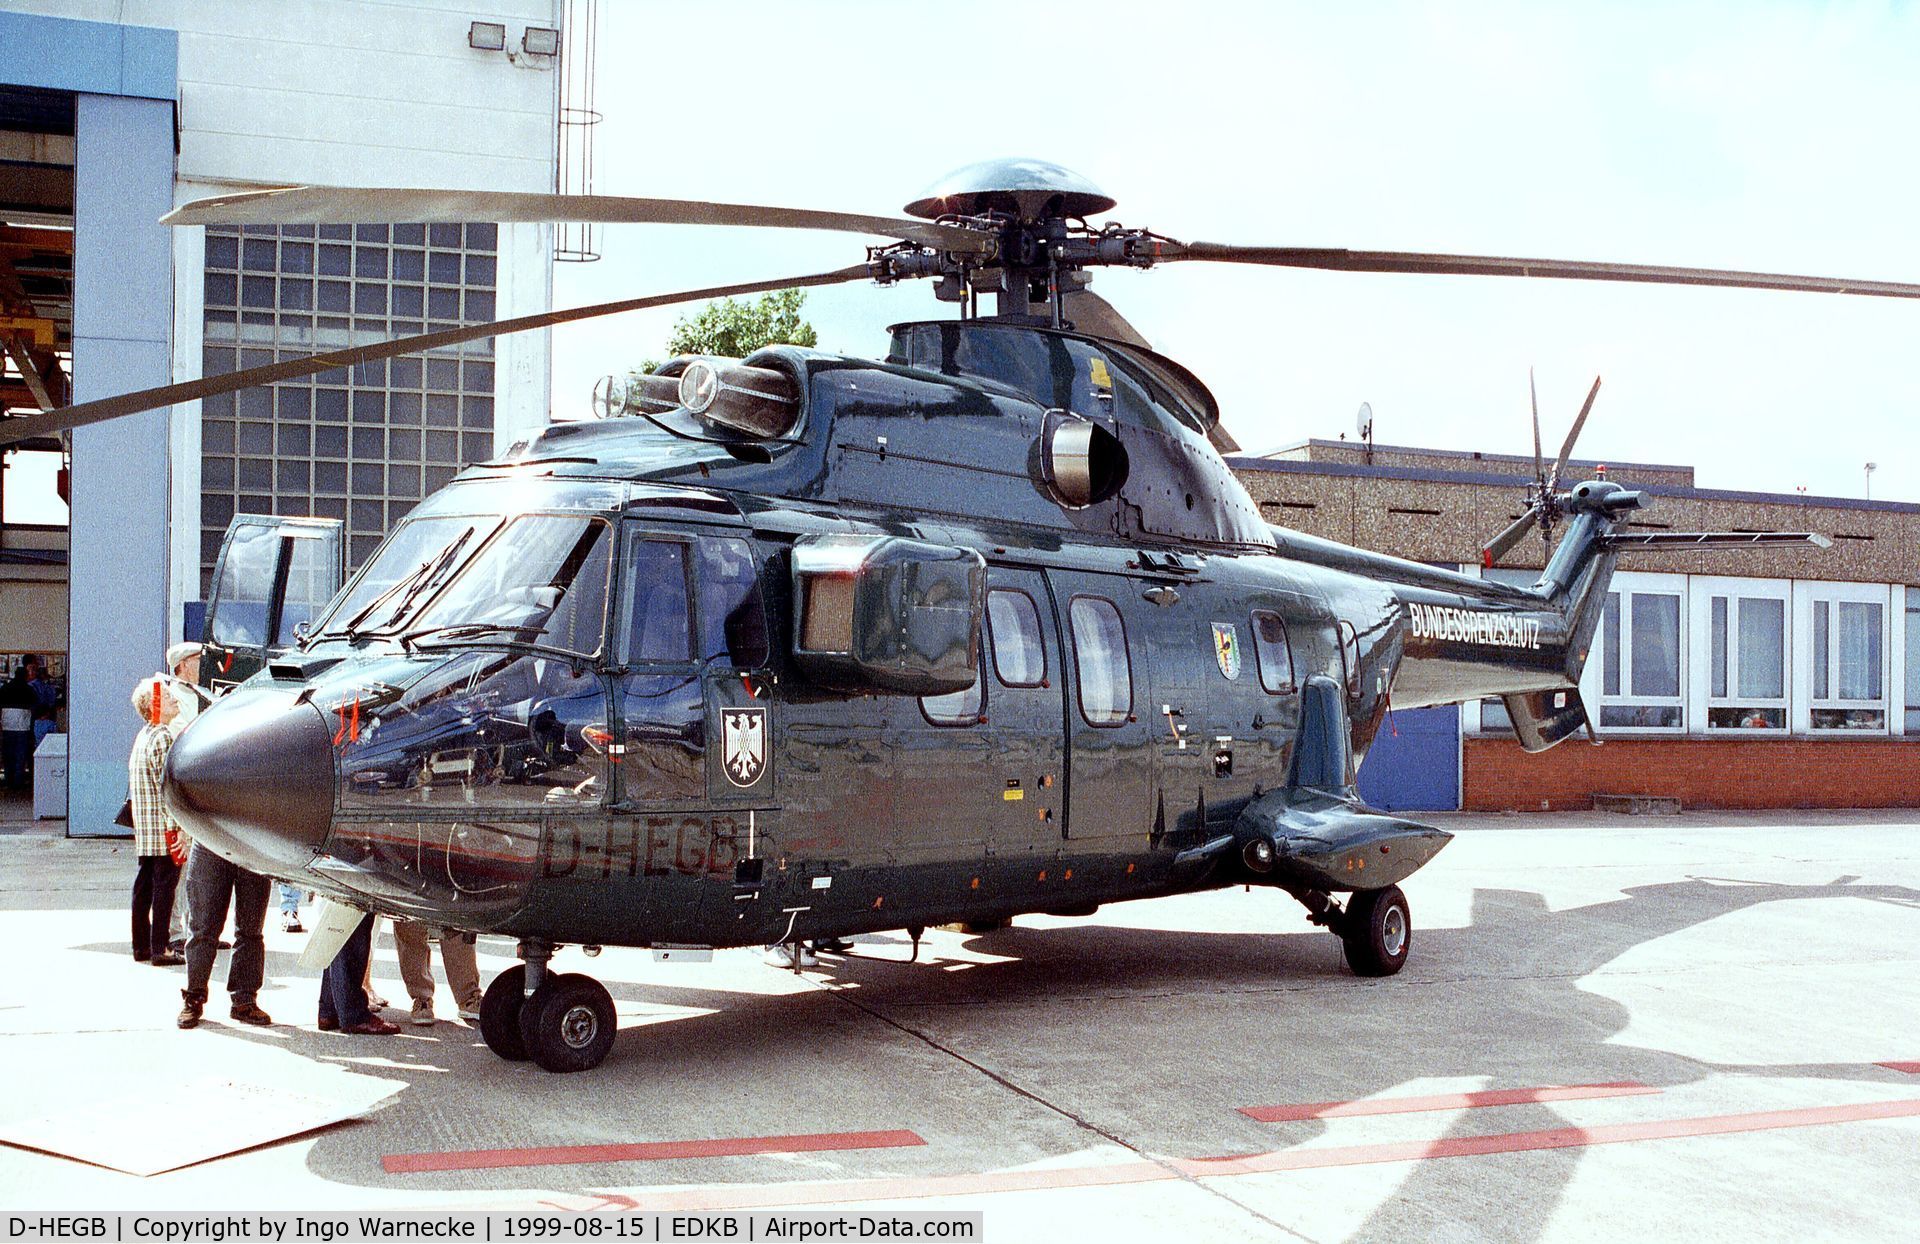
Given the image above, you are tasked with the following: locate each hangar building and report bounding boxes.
[0,0,570,834]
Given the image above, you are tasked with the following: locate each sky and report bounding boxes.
[550,0,1920,507]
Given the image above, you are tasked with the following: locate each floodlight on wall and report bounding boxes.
[523,26,561,56]
[469,21,507,51]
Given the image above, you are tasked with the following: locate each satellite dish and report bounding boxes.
[1356,401,1373,442]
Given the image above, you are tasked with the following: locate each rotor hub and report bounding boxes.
[904,158,1116,222]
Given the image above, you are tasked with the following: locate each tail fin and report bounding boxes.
[1355,478,1825,752]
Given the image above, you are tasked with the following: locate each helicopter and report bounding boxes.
[5,157,1909,1073]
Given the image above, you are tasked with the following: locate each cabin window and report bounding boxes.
[921,656,984,727]
[695,537,769,668]
[616,537,693,664]
[988,589,1047,687]
[1251,609,1295,694]
[1070,596,1132,726]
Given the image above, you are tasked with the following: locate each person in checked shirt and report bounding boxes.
[128,679,187,967]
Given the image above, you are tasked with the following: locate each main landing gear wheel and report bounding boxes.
[519,972,617,1073]
[478,964,529,1061]
[1341,885,1411,977]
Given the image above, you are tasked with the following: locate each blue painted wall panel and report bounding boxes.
[66,93,176,837]
[0,12,177,100]
[1357,704,1461,811]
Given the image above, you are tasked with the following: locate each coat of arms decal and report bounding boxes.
[1212,622,1242,681]
[722,706,768,788]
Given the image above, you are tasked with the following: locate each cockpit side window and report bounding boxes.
[208,523,277,647]
[618,536,693,665]
[695,536,769,668]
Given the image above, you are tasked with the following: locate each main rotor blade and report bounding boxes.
[163,187,995,255]
[0,264,871,446]
[1529,367,1544,491]
[1549,376,1603,490]
[1165,244,1920,300]
[1482,506,1541,567]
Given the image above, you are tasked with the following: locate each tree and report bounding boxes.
[644,288,818,372]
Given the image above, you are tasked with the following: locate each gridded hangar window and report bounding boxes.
[200,222,500,594]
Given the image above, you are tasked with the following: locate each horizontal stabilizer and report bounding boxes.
[1235,790,1452,892]
[1504,686,1593,753]
[1599,531,1831,550]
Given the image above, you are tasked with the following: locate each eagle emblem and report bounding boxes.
[722,707,768,788]
[1212,622,1242,681]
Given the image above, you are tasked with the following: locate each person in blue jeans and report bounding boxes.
[278,883,304,933]
[317,913,399,1035]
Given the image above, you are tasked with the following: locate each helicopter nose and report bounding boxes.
[166,687,336,875]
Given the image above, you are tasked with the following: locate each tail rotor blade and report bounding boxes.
[1529,367,1544,491]
[1482,506,1541,567]
[1549,375,1603,490]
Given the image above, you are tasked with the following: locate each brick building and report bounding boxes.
[1231,441,1920,811]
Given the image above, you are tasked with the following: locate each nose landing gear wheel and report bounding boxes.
[1341,885,1411,977]
[520,972,617,1073]
[478,964,529,1060]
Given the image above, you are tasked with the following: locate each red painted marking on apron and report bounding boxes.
[1238,1081,1658,1122]
[383,1129,925,1174]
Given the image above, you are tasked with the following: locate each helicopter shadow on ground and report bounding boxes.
[62,873,1919,1224]
[747,874,1920,1242]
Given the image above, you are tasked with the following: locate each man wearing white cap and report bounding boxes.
[162,642,212,725]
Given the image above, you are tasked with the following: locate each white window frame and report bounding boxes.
[1593,571,1688,734]
[1794,580,1893,735]
[1689,575,1792,734]
[1898,584,1914,737]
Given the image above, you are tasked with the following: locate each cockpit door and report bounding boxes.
[200,515,344,689]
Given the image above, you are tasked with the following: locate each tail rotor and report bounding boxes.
[1480,372,1602,568]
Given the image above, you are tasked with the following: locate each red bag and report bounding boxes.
[165,827,187,867]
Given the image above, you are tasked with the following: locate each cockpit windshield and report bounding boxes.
[406,514,614,656]
[313,514,502,638]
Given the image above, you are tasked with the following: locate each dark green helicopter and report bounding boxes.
[11,159,1910,1072]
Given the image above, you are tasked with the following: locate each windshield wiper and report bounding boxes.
[401,624,593,666]
[386,529,474,625]
[399,621,530,650]
[329,530,475,640]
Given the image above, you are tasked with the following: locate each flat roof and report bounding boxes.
[1245,438,1693,474]
[1226,452,1920,515]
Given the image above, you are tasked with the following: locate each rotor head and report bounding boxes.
[903,158,1116,222]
